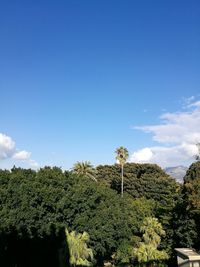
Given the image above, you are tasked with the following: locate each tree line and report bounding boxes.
[0,150,200,266]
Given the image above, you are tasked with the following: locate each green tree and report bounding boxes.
[65,229,93,266]
[115,147,129,197]
[133,217,168,265]
[0,166,69,267]
[72,161,97,182]
[0,165,174,266]
[113,236,140,266]
[96,163,179,254]
[179,161,200,249]
[173,195,197,248]
[183,161,200,213]
[96,163,178,204]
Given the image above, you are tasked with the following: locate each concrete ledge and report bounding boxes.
[175,248,200,267]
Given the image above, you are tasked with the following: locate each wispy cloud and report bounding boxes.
[12,150,31,160]
[0,133,38,168]
[130,99,200,167]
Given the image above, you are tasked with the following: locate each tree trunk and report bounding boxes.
[121,165,124,197]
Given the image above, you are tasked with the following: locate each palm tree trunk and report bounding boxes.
[121,164,124,197]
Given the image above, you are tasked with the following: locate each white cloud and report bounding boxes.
[130,144,198,167]
[13,150,31,160]
[188,100,200,108]
[131,148,153,162]
[0,133,38,169]
[0,133,15,159]
[131,99,200,167]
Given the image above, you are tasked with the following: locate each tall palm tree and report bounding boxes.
[72,161,97,182]
[115,146,129,197]
[65,228,94,266]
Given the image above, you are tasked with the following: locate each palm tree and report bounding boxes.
[115,146,129,197]
[140,217,166,248]
[72,161,97,182]
[65,228,94,266]
[133,217,168,265]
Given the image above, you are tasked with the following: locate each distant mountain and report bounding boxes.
[165,166,188,183]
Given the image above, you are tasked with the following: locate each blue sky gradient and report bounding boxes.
[0,0,200,169]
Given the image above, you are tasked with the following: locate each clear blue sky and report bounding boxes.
[0,0,200,169]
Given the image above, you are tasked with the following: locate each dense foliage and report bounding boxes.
[1,161,200,267]
[96,163,178,203]
[97,163,180,254]
[174,161,200,249]
[0,166,156,266]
